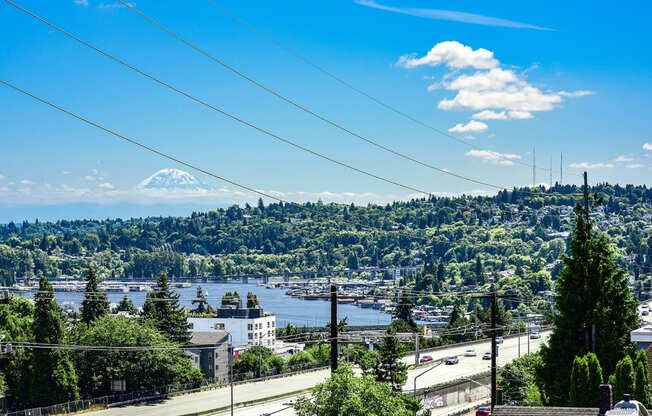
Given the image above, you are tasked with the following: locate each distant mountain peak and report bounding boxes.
[139,169,208,191]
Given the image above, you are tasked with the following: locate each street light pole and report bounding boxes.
[228,333,234,416]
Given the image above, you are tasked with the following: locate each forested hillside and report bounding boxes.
[1,183,651,292]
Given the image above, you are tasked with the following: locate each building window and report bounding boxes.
[267,322,270,328]
[248,333,253,339]
[272,321,275,328]
[189,323,194,329]
[248,323,253,330]
[215,323,225,330]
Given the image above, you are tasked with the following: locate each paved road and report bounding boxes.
[91,332,549,416]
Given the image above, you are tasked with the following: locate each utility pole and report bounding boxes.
[414,332,420,366]
[330,285,338,372]
[550,155,553,188]
[228,334,234,416]
[473,287,512,412]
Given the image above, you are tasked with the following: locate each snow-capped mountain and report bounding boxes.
[138,169,209,191]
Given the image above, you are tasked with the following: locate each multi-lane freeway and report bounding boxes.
[91,332,549,416]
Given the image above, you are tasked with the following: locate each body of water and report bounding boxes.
[22,282,392,328]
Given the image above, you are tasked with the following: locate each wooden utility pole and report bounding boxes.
[330,285,338,372]
[473,287,513,413]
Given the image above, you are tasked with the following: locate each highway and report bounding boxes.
[90,332,549,416]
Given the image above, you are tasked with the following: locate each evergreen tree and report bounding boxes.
[475,256,483,283]
[612,356,636,403]
[569,356,590,406]
[392,291,416,331]
[142,273,190,344]
[116,295,137,315]
[29,276,79,407]
[634,350,652,407]
[586,353,604,407]
[436,261,445,283]
[538,201,638,405]
[81,266,109,324]
[373,331,408,391]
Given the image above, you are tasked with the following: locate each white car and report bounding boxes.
[464,349,477,357]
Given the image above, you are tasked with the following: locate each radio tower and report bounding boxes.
[560,153,563,185]
[550,156,553,188]
[532,147,536,187]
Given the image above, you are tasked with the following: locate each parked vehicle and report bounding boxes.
[476,406,491,416]
[496,336,504,344]
[643,310,649,316]
[464,349,477,357]
[445,356,459,365]
[420,355,434,363]
[482,352,492,360]
[530,332,541,339]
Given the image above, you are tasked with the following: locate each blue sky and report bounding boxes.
[0,0,651,221]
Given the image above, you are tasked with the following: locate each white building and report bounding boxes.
[188,292,276,348]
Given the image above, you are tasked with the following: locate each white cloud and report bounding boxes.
[568,162,615,169]
[626,164,643,169]
[74,0,88,6]
[0,175,5,180]
[98,182,115,189]
[20,180,36,185]
[507,111,533,120]
[398,41,498,70]
[465,149,521,166]
[558,90,596,97]
[487,133,496,138]
[61,170,71,175]
[446,68,518,91]
[471,110,533,120]
[400,41,592,120]
[354,0,553,31]
[644,143,652,151]
[448,120,488,133]
[613,155,634,163]
[438,85,562,112]
[85,175,96,181]
[472,110,507,120]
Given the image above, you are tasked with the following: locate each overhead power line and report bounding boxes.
[203,0,571,176]
[3,1,439,197]
[6,1,585,201]
[113,0,510,189]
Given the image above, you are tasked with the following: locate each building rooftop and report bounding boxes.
[189,332,229,346]
[492,406,598,416]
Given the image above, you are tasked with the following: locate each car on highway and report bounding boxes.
[530,332,541,339]
[496,336,504,344]
[643,310,649,316]
[420,355,434,363]
[642,304,649,309]
[476,406,491,416]
[445,356,459,365]
[464,349,477,357]
[482,352,492,360]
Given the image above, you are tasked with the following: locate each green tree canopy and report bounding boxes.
[141,273,190,344]
[570,356,590,407]
[29,276,79,407]
[81,266,110,324]
[538,202,638,405]
[70,315,202,397]
[293,365,420,416]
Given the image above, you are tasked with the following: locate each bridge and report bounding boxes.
[46,265,424,285]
